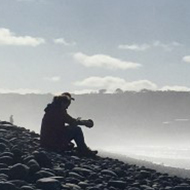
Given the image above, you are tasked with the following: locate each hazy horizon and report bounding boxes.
[1,91,190,169]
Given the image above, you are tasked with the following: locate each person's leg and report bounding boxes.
[64,125,98,156]
[64,125,88,150]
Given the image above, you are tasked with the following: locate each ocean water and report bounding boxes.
[101,145,190,170]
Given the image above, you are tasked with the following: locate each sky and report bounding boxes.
[1,0,190,94]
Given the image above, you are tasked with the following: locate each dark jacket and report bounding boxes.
[40,103,77,150]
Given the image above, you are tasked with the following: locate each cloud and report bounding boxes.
[74,76,157,92]
[182,56,190,63]
[118,44,150,51]
[43,76,61,82]
[118,41,182,52]
[0,88,41,94]
[160,85,190,92]
[74,76,190,93]
[73,52,141,70]
[72,89,99,95]
[0,28,45,46]
[153,41,174,51]
[54,38,76,46]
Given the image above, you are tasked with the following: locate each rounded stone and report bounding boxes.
[0,143,7,152]
[65,162,75,170]
[101,169,118,177]
[173,186,190,190]
[0,168,10,175]
[36,177,62,190]
[108,180,127,189]
[0,163,8,168]
[0,156,13,165]
[9,163,29,180]
[72,167,93,176]
[33,151,52,167]
[27,159,41,173]
[20,185,35,190]
[0,182,17,190]
[34,170,55,181]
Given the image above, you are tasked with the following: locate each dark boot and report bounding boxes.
[77,147,98,157]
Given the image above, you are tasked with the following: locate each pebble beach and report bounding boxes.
[1,121,190,190]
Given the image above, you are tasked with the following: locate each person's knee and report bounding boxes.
[69,125,83,137]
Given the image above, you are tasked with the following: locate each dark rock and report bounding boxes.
[65,176,80,184]
[70,155,80,160]
[27,159,41,174]
[128,188,141,190]
[11,147,24,158]
[0,129,7,133]
[113,167,126,177]
[0,151,14,157]
[64,183,81,189]
[61,184,72,189]
[0,138,10,145]
[9,163,29,180]
[8,180,28,188]
[9,137,18,144]
[164,187,173,190]
[23,155,35,163]
[0,181,17,190]
[0,163,8,168]
[20,186,35,190]
[89,173,99,180]
[49,176,64,182]
[108,187,117,190]
[33,151,52,168]
[108,180,127,189]
[101,169,118,177]
[72,166,93,177]
[0,156,13,165]
[140,185,155,190]
[0,143,7,152]
[0,168,10,175]
[173,186,190,190]
[78,181,89,188]
[34,170,55,180]
[65,162,75,170]
[68,171,85,180]
[53,166,65,176]
[36,177,62,190]
[138,170,152,179]
[0,173,9,180]
[87,187,101,190]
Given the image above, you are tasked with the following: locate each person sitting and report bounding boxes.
[40,92,97,157]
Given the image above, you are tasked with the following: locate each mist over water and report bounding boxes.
[1,92,190,170]
[100,145,190,170]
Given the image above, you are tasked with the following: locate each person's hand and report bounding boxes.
[77,117,82,121]
[85,119,94,128]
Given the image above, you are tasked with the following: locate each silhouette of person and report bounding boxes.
[10,115,14,124]
[40,92,97,157]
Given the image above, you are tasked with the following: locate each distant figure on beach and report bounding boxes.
[9,115,14,124]
[40,92,97,157]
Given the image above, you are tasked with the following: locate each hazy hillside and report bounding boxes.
[0,91,190,149]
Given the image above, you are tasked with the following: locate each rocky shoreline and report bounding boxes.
[1,122,190,190]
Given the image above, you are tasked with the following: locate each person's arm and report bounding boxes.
[77,118,94,128]
[63,110,78,125]
[63,111,94,128]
